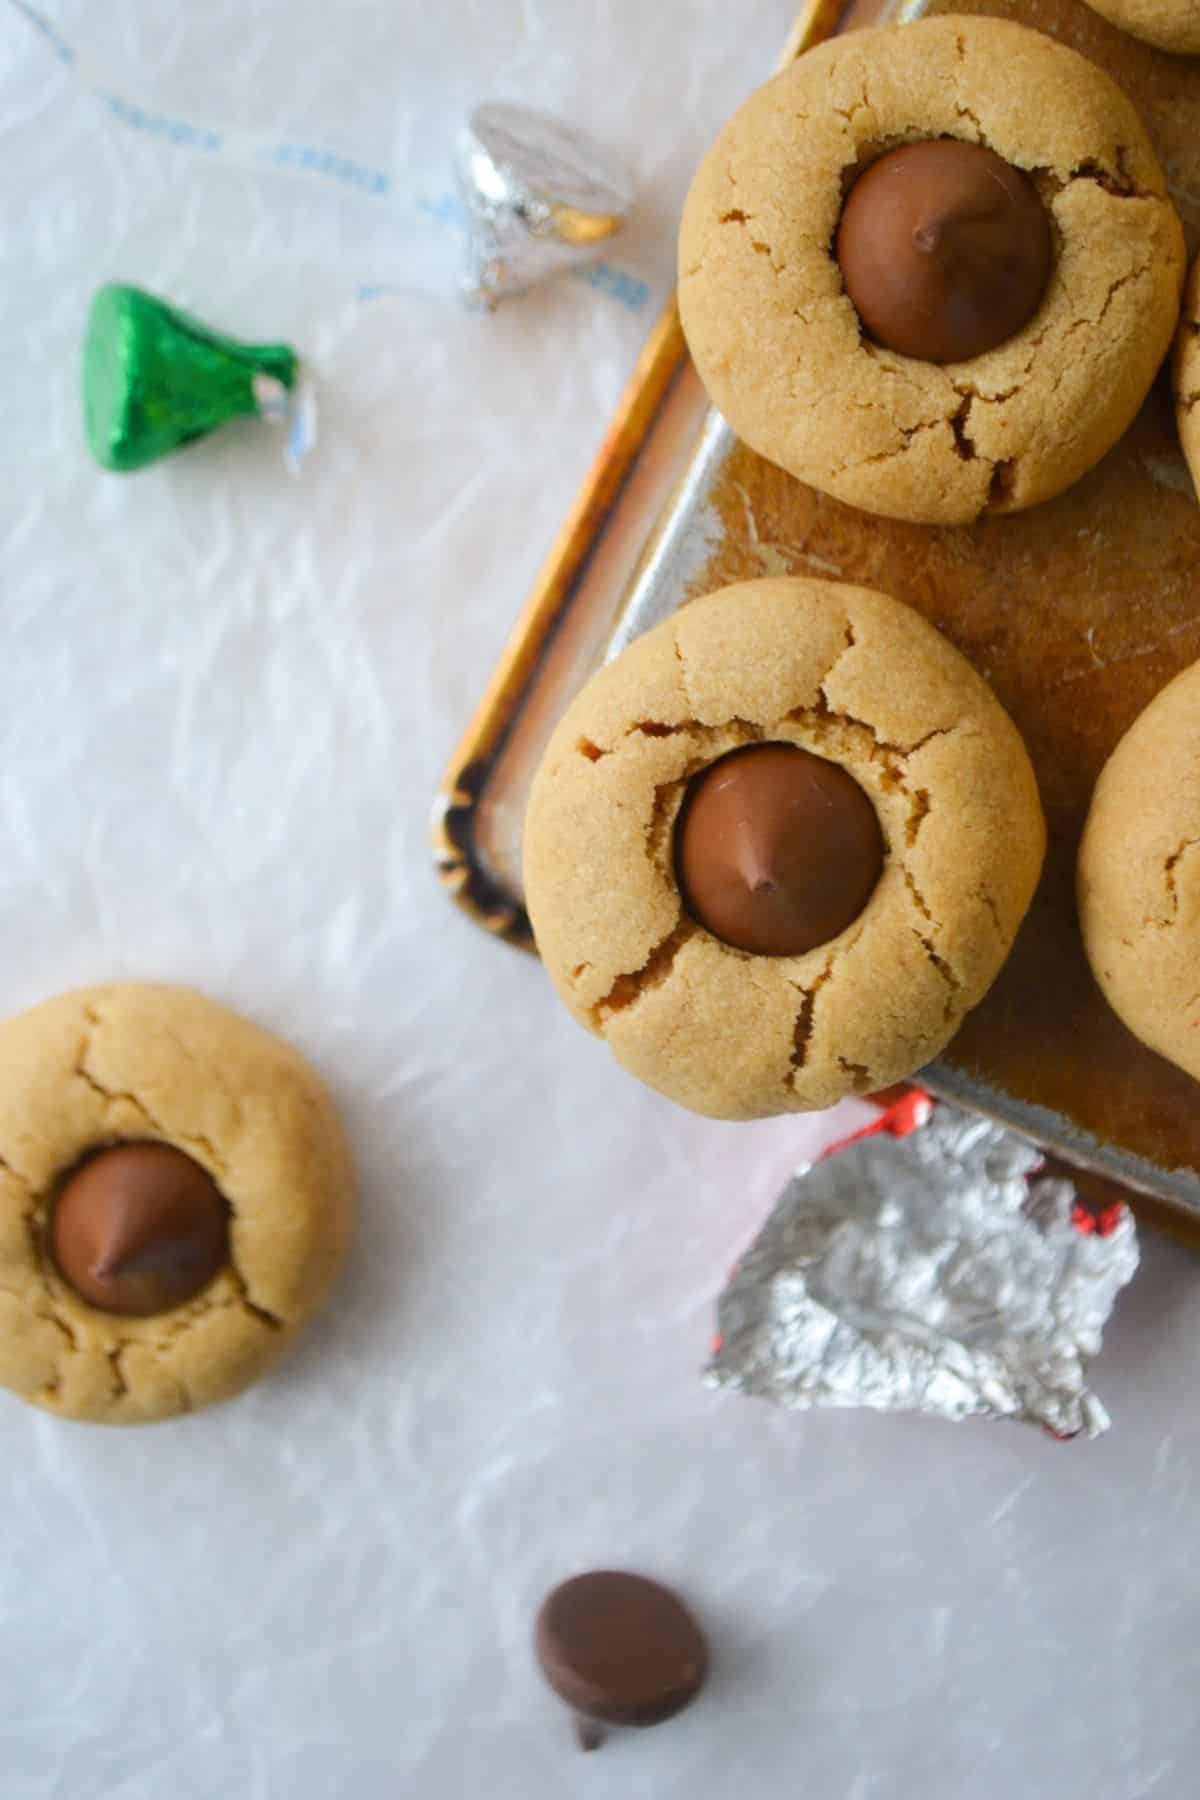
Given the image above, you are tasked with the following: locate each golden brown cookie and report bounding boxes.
[0,983,354,1424]
[1079,660,1200,1082]
[1174,256,1200,498]
[1083,0,1200,53]
[524,578,1045,1120]
[678,16,1186,526]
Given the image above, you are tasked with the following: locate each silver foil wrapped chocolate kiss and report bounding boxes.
[455,103,634,308]
[709,1101,1139,1439]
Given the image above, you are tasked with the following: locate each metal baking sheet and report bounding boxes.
[435,0,1200,1235]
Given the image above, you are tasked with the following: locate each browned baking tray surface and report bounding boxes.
[435,0,1200,1232]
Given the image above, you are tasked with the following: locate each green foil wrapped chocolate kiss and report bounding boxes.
[82,284,299,472]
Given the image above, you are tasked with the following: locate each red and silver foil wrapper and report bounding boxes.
[709,1100,1139,1439]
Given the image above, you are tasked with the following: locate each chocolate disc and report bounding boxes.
[835,138,1054,364]
[674,742,884,957]
[49,1142,230,1317]
[535,1571,708,1732]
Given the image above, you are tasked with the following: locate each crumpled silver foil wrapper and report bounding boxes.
[455,102,633,308]
[709,1102,1139,1439]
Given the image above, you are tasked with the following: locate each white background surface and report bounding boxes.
[2,4,1199,1796]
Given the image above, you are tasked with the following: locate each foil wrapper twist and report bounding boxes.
[709,1103,1139,1439]
[455,103,634,309]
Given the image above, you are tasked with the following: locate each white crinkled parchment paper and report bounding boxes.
[2,5,1199,1798]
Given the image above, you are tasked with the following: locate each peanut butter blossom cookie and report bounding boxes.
[678,17,1185,525]
[1082,0,1200,54]
[0,983,354,1423]
[523,578,1045,1120]
[1079,660,1200,1083]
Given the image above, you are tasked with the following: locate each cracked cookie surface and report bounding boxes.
[678,16,1185,526]
[524,578,1045,1120]
[1083,0,1200,53]
[1079,659,1200,1084]
[0,983,354,1424]
[1174,257,1200,502]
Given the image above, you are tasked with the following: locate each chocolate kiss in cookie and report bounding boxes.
[674,742,884,956]
[50,1142,229,1317]
[836,139,1054,364]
